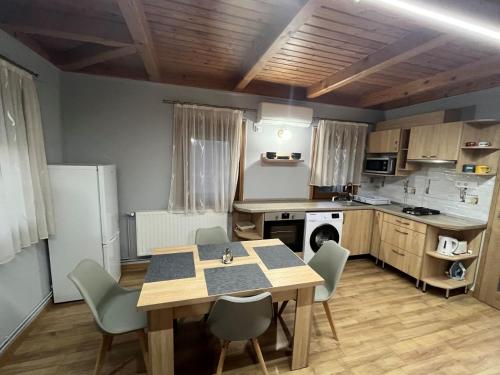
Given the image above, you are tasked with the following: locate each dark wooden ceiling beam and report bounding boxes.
[307,30,453,98]
[7,30,52,61]
[358,54,500,108]
[116,0,161,81]
[58,45,137,71]
[234,0,327,91]
[0,5,134,47]
[1,24,132,48]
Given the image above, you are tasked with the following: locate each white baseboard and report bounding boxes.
[0,291,53,355]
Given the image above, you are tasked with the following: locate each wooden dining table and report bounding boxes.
[137,238,324,375]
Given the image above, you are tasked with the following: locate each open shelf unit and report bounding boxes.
[396,128,419,175]
[456,121,500,175]
[421,227,484,298]
[231,211,264,242]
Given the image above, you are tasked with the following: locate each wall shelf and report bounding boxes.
[460,172,496,176]
[425,251,478,261]
[233,229,262,241]
[261,154,304,164]
[461,146,499,150]
[422,275,470,290]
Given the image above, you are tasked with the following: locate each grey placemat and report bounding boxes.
[254,245,305,270]
[144,252,195,283]
[204,264,272,296]
[197,242,248,261]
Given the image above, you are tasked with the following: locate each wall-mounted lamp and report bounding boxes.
[277,128,292,140]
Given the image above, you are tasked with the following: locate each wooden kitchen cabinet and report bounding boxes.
[407,122,462,160]
[367,129,401,153]
[341,210,374,255]
[370,211,384,259]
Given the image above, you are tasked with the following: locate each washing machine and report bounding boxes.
[303,212,343,263]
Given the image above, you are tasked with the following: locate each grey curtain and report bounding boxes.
[310,120,368,187]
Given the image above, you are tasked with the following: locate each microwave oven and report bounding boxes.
[364,156,397,175]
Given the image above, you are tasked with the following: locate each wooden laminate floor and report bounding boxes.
[2,259,500,375]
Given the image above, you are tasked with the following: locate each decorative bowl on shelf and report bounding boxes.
[266,152,276,159]
[291,152,301,160]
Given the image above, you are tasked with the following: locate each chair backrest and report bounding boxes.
[195,226,229,245]
[67,259,121,332]
[308,241,350,300]
[207,292,273,342]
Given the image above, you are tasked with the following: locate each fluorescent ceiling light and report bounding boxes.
[361,0,500,43]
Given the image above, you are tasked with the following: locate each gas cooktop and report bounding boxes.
[402,206,441,216]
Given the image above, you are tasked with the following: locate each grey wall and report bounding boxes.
[0,30,62,350]
[61,72,383,258]
[385,86,500,120]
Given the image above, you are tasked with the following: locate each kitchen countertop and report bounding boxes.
[233,200,487,231]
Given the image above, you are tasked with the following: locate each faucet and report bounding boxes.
[346,182,354,201]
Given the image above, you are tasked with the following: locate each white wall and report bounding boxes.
[61,72,383,258]
[0,30,62,350]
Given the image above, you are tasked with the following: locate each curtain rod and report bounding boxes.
[0,54,39,78]
[162,99,256,112]
[162,99,371,125]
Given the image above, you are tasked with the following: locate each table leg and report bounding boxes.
[292,287,314,370]
[148,309,174,375]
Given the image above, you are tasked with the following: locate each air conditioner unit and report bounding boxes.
[257,102,313,128]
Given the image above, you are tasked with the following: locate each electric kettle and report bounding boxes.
[437,236,467,256]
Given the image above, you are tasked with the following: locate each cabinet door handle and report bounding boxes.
[422,155,429,158]
[429,155,437,158]
[395,229,409,235]
[396,219,410,226]
[392,249,405,256]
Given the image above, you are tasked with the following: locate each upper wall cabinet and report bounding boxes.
[407,122,463,161]
[367,129,401,153]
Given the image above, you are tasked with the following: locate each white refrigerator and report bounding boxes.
[48,164,121,303]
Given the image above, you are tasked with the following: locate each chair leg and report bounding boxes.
[137,329,150,375]
[216,340,230,375]
[94,334,113,375]
[106,336,114,351]
[278,300,289,316]
[322,301,339,341]
[251,338,269,375]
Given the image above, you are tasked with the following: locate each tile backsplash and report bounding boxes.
[360,165,495,222]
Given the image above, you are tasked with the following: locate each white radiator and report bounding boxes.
[135,211,228,256]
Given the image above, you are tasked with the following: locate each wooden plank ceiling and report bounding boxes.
[1,0,500,109]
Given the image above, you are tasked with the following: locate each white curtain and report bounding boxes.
[168,104,243,213]
[0,59,54,264]
[310,120,368,187]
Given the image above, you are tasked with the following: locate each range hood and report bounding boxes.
[256,102,313,128]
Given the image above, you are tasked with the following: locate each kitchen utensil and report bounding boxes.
[465,141,477,147]
[437,236,460,256]
[462,164,476,173]
[266,152,276,159]
[478,141,491,147]
[291,152,301,160]
[448,261,466,280]
[222,248,233,264]
[454,241,468,255]
[476,165,491,174]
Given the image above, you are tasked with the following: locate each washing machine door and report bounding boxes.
[309,224,340,253]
